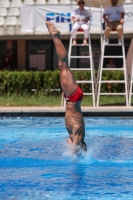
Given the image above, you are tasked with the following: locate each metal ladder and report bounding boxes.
[97,35,128,106]
[61,28,95,107]
[128,55,133,106]
[128,39,133,106]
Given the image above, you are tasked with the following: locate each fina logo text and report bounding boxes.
[46,13,71,22]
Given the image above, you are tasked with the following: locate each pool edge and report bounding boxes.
[0,106,133,117]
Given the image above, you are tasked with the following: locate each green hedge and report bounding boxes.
[0,70,60,95]
[0,70,125,95]
[101,70,125,93]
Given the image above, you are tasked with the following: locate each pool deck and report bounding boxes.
[0,106,133,117]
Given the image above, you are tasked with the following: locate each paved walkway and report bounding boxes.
[0,106,133,117]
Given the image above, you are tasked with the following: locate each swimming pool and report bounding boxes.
[0,117,133,200]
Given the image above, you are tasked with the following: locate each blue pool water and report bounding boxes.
[0,117,133,200]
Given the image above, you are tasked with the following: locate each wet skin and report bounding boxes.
[46,21,87,153]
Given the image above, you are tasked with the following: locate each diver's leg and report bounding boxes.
[46,21,78,97]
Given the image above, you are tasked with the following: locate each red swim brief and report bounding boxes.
[64,86,83,102]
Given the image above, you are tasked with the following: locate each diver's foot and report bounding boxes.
[46,21,60,38]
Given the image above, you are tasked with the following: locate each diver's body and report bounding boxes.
[46,21,87,153]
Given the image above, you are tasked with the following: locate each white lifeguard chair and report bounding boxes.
[127,39,133,106]
[96,0,128,106]
[61,0,100,107]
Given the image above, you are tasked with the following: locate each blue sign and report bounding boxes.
[46,13,71,23]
